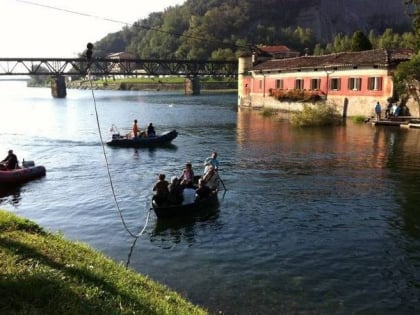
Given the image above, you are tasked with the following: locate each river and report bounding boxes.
[1,81,419,314]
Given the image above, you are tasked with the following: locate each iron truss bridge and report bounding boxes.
[0,58,238,77]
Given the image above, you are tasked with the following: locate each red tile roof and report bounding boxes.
[251,48,414,72]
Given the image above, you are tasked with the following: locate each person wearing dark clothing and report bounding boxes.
[167,176,184,205]
[0,150,18,170]
[195,178,212,201]
[152,174,169,206]
[147,123,156,137]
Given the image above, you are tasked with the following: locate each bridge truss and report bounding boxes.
[0,58,238,77]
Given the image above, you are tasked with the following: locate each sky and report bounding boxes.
[2,0,186,58]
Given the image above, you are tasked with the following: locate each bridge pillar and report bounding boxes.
[51,76,67,98]
[184,77,200,95]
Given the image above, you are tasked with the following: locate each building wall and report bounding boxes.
[236,56,415,117]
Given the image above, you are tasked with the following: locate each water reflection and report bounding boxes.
[0,185,22,206]
[150,207,221,248]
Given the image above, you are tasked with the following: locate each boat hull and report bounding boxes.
[0,165,46,185]
[106,130,178,148]
[152,193,219,219]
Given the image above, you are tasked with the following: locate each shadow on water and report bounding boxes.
[0,185,22,206]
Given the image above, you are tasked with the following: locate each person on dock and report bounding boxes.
[374,102,382,121]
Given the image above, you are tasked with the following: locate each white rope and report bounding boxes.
[88,70,150,239]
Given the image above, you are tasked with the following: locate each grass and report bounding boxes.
[0,209,208,315]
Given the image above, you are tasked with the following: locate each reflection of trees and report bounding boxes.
[0,186,22,206]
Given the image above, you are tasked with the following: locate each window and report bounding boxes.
[348,78,361,91]
[295,79,304,90]
[310,78,320,90]
[367,77,383,91]
[329,78,341,91]
[275,79,284,89]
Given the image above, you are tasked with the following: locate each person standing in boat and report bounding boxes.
[203,152,219,174]
[132,119,139,138]
[0,149,18,170]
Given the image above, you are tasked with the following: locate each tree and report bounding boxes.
[405,0,420,50]
[393,52,420,113]
[350,30,373,51]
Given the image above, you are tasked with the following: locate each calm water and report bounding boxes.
[1,81,420,314]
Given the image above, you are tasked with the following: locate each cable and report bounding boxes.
[16,0,248,51]
[87,68,151,239]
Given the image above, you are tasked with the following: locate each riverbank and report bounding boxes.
[0,209,207,315]
[67,77,238,92]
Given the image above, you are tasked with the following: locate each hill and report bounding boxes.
[91,0,413,59]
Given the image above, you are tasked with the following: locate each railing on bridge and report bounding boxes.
[0,58,238,77]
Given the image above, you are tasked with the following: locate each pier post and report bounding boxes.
[184,77,200,95]
[51,76,67,98]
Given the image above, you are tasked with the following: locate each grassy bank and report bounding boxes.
[0,209,207,315]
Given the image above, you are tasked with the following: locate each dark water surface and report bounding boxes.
[1,82,420,314]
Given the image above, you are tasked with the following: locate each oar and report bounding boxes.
[218,172,227,191]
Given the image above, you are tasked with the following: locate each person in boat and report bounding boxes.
[195,178,212,201]
[132,119,139,138]
[152,174,169,206]
[147,123,156,137]
[203,151,219,174]
[182,182,196,205]
[202,165,220,191]
[0,149,19,170]
[167,176,183,205]
[179,162,194,187]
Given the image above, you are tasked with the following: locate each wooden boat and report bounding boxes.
[106,130,178,148]
[0,161,46,186]
[152,192,219,219]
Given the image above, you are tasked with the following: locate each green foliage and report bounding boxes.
[351,115,368,123]
[270,89,323,103]
[351,30,373,51]
[0,209,207,315]
[290,103,343,127]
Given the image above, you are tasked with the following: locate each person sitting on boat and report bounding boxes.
[179,162,194,187]
[195,178,212,201]
[167,176,183,205]
[202,165,220,191]
[203,151,219,174]
[132,119,139,138]
[152,174,169,206]
[0,149,19,170]
[147,123,156,137]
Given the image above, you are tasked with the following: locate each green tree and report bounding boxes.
[393,52,420,113]
[351,30,373,51]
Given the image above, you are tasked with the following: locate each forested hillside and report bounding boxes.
[91,0,414,59]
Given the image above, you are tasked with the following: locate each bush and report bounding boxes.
[351,115,367,123]
[290,103,343,127]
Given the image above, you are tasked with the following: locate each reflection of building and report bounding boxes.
[238,48,415,117]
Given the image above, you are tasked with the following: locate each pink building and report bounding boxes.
[238,48,415,117]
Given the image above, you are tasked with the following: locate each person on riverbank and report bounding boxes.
[374,102,382,121]
[0,149,18,170]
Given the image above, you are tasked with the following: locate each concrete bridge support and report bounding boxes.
[184,77,200,95]
[51,76,67,98]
